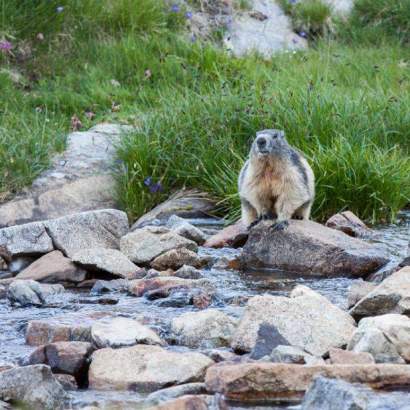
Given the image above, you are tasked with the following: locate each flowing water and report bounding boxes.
[0,212,409,409]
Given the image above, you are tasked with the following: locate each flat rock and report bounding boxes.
[0,365,66,410]
[88,344,214,391]
[325,211,370,238]
[16,251,87,284]
[120,226,197,265]
[241,220,389,277]
[132,190,215,229]
[145,383,207,406]
[270,345,316,365]
[167,215,207,245]
[45,209,129,258]
[231,286,356,356]
[350,267,410,319]
[205,363,410,402]
[328,348,375,365]
[171,309,237,348]
[90,279,130,295]
[203,220,248,248]
[71,248,139,279]
[0,124,132,228]
[7,280,64,306]
[347,280,377,309]
[151,248,203,271]
[91,317,164,348]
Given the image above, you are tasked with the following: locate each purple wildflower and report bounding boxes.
[143,176,153,187]
[170,4,180,13]
[190,34,197,43]
[185,11,193,19]
[299,31,308,38]
[289,0,298,4]
[0,40,12,52]
[149,182,163,193]
[56,6,64,13]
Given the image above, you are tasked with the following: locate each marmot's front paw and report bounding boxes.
[270,220,289,231]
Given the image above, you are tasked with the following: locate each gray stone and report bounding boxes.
[242,220,389,277]
[16,251,87,284]
[0,124,132,228]
[328,348,375,365]
[231,286,356,356]
[347,280,377,309]
[90,279,130,295]
[270,345,313,364]
[350,267,410,319]
[8,256,35,274]
[301,376,368,410]
[88,345,214,391]
[45,209,129,258]
[326,211,370,238]
[120,226,197,265]
[55,374,77,390]
[91,317,164,348]
[151,248,203,271]
[167,215,207,245]
[171,309,237,348]
[7,280,64,306]
[0,365,66,410]
[145,383,207,406]
[250,324,290,360]
[174,265,203,279]
[203,220,248,249]
[71,248,139,279]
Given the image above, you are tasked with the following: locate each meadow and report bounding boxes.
[1,0,409,223]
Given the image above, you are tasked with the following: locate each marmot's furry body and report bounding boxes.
[238,129,315,229]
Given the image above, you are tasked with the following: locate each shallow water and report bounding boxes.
[0,212,409,409]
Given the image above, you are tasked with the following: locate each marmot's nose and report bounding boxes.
[257,137,266,148]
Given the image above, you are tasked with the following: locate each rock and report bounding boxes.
[27,342,93,384]
[90,279,129,295]
[0,285,5,299]
[0,257,6,271]
[0,124,132,228]
[347,280,377,309]
[151,248,203,271]
[0,222,53,258]
[231,288,356,356]
[55,374,78,390]
[242,220,388,277]
[325,211,370,238]
[151,395,216,410]
[0,365,66,410]
[145,383,207,406]
[16,251,87,284]
[399,256,410,267]
[132,190,215,229]
[171,309,237,348]
[45,209,129,258]
[348,314,410,363]
[350,267,410,319]
[249,323,290,360]
[8,256,35,274]
[174,265,203,279]
[91,317,164,348]
[71,248,140,279]
[121,226,197,265]
[0,401,10,410]
[167,215,207,245]
[88,345,214,391]
[328,348,375,365]
[205,363,410,402]
[201,349,239,363]
[7,280,64,306]
[203,220,248,248]
[270,345,313,364]
[301,376,368,410]
[153,288,212,309]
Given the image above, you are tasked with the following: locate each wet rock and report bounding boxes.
[91,317,164,348]
[201,349,239,363]
[45,209,129,258]
[270,345,316,364]
[153,288,212,309]
[301,376,368,410]
[151,395,216,410]
[132,190,215,229]
[145,383,207,406]
[16,251,87,284]
[90,279,129,295]
[347,280,377,309]
[231,287,356,356]
[7,280,64,306]
[0,285,5,299]
[171,309,237,348]
[205,363,410,402]
[88,345,214,391]
[8,256,36,274]
[151,248,203,271]
[71,248,140,279]
[350,267,410,319]
[348,314,410,363]
[121,226,197,265]
[399,256,410,267]
[0,257,6,271]
[0,365,66,410]
[167,215,207,245]
[55,374,78,390]
[0,124,132,228]
[203,220,248,248]
[242,220,389,277]
[326,211,370,238]
[174,265,203,279]
[328,348,375,365]
[27,341,93,384]
[249,323,290,360]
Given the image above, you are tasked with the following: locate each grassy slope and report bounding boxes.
[0,0,409,223]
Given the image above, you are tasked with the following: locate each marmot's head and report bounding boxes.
[251,129,287,158]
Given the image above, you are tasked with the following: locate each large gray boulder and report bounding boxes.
[0,365,66,410]
[242,220,389,277]
[231,286,356,356]
[166,215,207,245]
[88,344,214,391]
[350,267,410,319]
[7,280,64,306]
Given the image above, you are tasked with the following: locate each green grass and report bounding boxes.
[0,0,409,224]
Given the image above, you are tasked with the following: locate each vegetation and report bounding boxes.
[0,0,409,224]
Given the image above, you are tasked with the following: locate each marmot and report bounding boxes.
[238,129,315,230]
